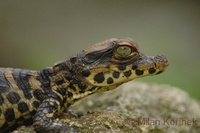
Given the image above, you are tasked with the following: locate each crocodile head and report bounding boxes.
[80,38,169,87]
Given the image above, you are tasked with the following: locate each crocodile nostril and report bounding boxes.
[154,55,169,67]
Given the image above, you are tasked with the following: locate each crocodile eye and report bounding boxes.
[116,46,132,56]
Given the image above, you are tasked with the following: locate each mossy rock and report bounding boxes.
[13,82,200,133]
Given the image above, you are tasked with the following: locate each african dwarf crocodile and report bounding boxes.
[0,38,168,133]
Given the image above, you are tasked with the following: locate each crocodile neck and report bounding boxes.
[35,56,101,108]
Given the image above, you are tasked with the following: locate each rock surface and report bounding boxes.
[13,82,200,133]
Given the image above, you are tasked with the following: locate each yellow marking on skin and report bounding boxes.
[3,68,20,92]
[72,90,93,99]
[60,83,69,88]
[0,92,22,126]
[43,109,48,114]
[29,75,43,90]
[22,112,32,119]
[1,71,36,122]
[4,69,19,91]
[85,66,162,86]
[49,73,70,91]
[46,113,54,118]
[13,104,21,119]
[48,99,61,113]
[51,86,64,106]
[28,74,50,112]
[28,75,48,108]
[0,113,5,122]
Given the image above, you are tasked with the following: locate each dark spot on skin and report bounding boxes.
[107,77,114,84]
[94,72,105,83]
[124,70,132,77]
[118,65,126,71]
[68,92,73,98]
[16,116,25,122]
[149,68,156,74]
[65,73,72,81]
[69,67,76,75]
[63,97,67,104]
[7,92,20,104]
[0,109,2,115]
[5,108,15,122]
[18,102,29,113]
[88,86,96,91]
[54,62,69,71]
[69,83,76,91]
[56,88,67,96]
[32,101,40,109]
[70,56,77,63]
[55,78,65,85]
[24,118,33,126]
[12,69,33,100]
[132,65,137,70]
[30,110,36,116]
[156,71,163,75]
[82,69,91,77]
[135,70,144,75]
[79,90,85,93]
[112,71,120,79]
[41,68,56,77]
[36,74,50,89]
[72,80,81,84]
[33,89,45,101]
[15,116,25,122]
[0,94,4,105]
[78,83,87,90]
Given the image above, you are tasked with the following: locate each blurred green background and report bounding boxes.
[0,1,200,100]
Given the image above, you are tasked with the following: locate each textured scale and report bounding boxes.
[0,38,168,133]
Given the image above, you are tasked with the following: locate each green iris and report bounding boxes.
[116,46,132,56]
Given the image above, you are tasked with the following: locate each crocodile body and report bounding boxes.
[0,38,168,133]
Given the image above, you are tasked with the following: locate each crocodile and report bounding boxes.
[0,38,168,133]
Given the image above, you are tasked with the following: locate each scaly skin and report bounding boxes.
[0,38,168,132]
